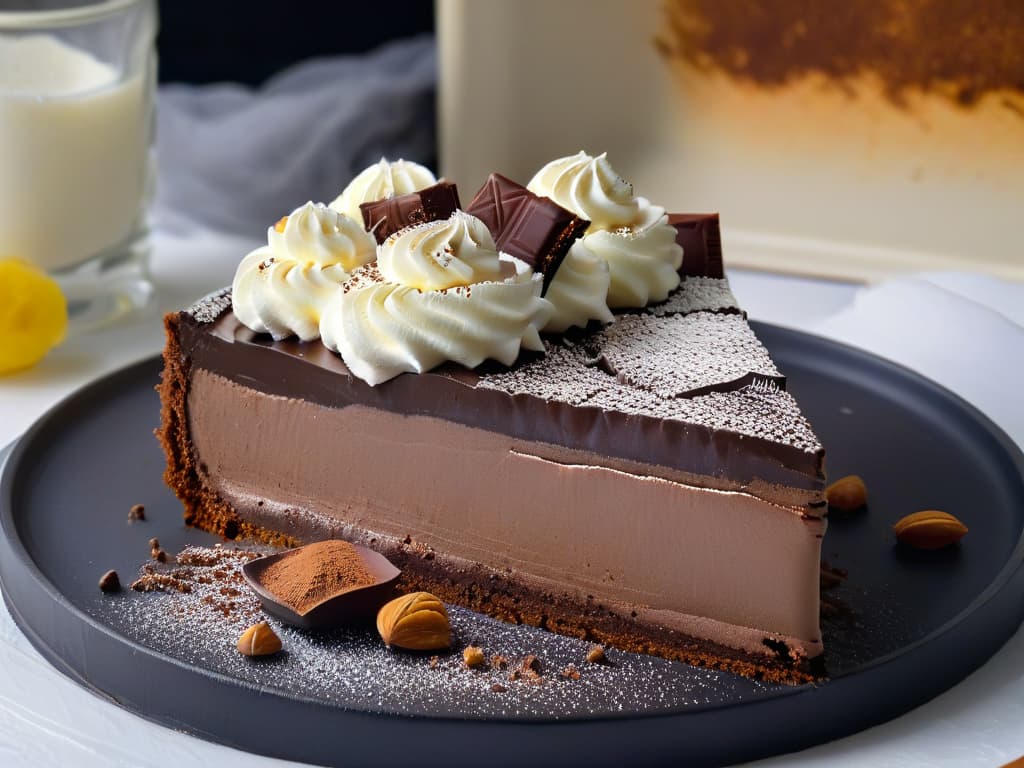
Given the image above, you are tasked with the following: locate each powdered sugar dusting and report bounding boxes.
[476,271,823,453]
[97,546,780,719]
[645,276,739,317]
[187,287,233,325]
[592,313,782,397]
[586,385,821,454]
[502,340,607,405]
[479,335,820,454]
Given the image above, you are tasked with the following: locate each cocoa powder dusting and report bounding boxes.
[259,540,377,614]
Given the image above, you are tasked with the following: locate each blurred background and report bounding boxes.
[152,0,1022,282]
[157,1,435,86]
[152,0,437,236]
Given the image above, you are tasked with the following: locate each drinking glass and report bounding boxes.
[0,0,157,330]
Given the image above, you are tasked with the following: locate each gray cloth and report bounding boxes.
[154,36,436,236]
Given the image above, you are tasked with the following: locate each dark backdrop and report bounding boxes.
[156,1,435,84]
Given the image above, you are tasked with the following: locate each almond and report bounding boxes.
[825,475,867,511]
[376,591,451,651]
[893,510,968,550]
[237,621,282,656]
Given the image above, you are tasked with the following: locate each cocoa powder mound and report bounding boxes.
[259,540,377,614]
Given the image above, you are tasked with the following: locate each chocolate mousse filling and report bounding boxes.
[159,278,827,683]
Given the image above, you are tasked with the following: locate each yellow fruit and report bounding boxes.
[0,258,68,375]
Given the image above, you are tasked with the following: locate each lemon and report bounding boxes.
[0,258,68,375]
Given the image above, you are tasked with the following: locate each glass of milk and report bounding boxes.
[0,0,156,330]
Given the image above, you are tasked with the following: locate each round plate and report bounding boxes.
[2,323,1023,768]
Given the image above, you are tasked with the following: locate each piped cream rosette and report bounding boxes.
[583,199,683,307]
[232,202,376,341]
[320,211,553,386]
[528,151,682,323]
[528,150,639,231]
[329,158,437,224]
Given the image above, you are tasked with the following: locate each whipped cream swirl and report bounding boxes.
[320,211,552,386]
[528,151,681,311]
[527,151,638,231]
[329,158,436,224]
[378,209,502,290]
[541,241,613,333]
[232,202,376,341]
[587,201,683,307]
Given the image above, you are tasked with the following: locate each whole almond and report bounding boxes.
[237,621,283,656]
[377,592,451,651]
[825,475,867,511]
[893,510,968,550]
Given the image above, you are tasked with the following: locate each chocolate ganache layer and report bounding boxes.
[176,278,825,512]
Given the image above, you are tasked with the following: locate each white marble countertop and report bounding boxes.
[1,229,1022,767]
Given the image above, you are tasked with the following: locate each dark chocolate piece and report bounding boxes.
[466,173,589,291]
[669,213,724,278]
[360,181,462,243]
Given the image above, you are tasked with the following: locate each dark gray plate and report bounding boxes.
[2,323,1023,768]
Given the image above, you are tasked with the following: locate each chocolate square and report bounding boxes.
[360,181,462,243]
[668,213,723,279]
[466,173,589,293]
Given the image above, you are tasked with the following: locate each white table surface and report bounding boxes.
[1,229,1022,767]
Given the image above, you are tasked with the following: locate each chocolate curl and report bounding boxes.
[466,173,589,293]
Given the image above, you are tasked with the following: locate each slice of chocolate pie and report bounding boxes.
[158,156,827,683]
